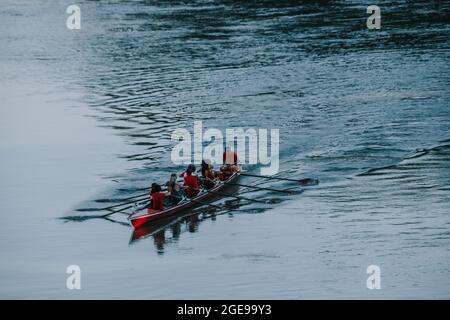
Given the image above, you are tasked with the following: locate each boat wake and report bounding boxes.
[357,140,450,177]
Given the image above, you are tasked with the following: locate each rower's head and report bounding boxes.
[201,159,211,169]
[151,183,162,193]
[186,168,193,176]
[169,173,177,182]
[187,164,196,172]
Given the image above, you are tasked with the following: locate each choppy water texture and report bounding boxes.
[0,0,449,298]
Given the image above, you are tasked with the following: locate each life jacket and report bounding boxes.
[151,192,165,210]
[184,175,199,197]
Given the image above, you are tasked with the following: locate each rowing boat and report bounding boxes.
[128,169,241,229]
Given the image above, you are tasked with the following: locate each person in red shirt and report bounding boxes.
[183,168,200,197]
[148,183,166,210]
[180,164,196,178]
[223,147,238,165]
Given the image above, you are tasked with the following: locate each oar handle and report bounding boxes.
[93,195,149,211]
[240,172,318,185]
[224,181,295,194]
[101,205,134,218]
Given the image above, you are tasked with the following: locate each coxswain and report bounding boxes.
[223,147,238,165]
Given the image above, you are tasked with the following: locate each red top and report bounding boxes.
[223,151,238,164]
[184,175,199,197]
[151,192,165,210]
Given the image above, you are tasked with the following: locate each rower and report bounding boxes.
[165,173,182,205]
[180,164,197,178]
[183,168,200,197]
[219,147,239,180]
[148,183,167,210]
[223,147,238,166]
[218,164,234,181]
[200,159,215,189]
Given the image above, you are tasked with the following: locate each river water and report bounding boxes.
[0,0,449,298]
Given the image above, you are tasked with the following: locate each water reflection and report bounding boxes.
[129,200,244,254]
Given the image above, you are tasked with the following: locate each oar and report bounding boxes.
[197,176,297,194]
[82,195,149,212]
[103,216,132,227]
[205,189,267,203]
[78,185,171,212]
[184,182,267,205]
[170,193,224,211]
[101,205,134,218]
[223,182,297,194]
[101,196,150,218]
[103,192,148,203]
[239,173,318,185]
[179,185,256,210]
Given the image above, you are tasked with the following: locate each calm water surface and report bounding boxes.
[0,0,449,298]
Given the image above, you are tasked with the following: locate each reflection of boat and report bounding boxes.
[130,216,176,242]
[130,186,242,244]
[128,169,241,229]
[129,212,201,244]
